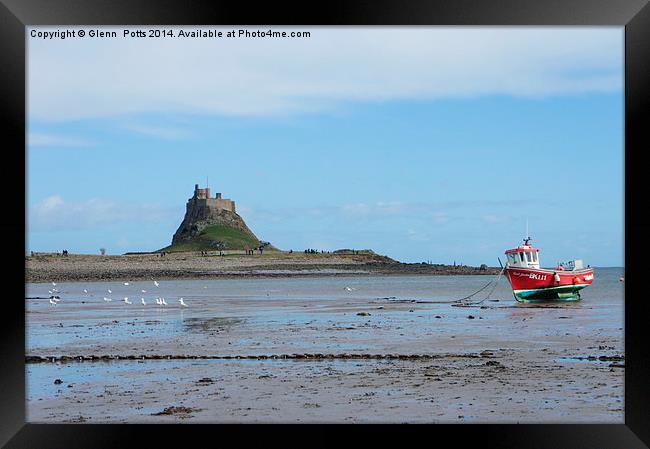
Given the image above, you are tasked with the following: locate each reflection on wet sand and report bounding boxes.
[26,269,624,423]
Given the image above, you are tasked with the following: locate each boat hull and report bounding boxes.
[505,267,594,302]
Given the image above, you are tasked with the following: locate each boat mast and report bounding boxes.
[526,218,528,239]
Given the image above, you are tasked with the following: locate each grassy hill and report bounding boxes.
[160,224,261,252]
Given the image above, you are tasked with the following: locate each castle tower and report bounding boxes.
[194,184,211,200]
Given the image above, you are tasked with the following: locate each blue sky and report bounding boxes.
[26,27,624,266]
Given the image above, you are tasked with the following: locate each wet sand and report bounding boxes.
[26,273,624,423]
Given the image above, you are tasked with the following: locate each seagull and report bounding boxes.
[153,280,159,287]
[48,290,53,294]
[123,297,132,304]
[141,289,147,293]
[49,298,57,306]
[141,298,146,306]
[123,282,130,286]
[50,297,60,303]
[179,298,188,307]
[52,282,57,287]
[155,297,161,305]
[107,289,112,294]
[344,287,356,292]
[103,297,112,302]
[83,289,88,294]
[161,298,167,306]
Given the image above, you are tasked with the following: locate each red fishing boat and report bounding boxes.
[504,237,594,302]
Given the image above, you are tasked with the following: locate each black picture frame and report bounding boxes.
[2,0,648,447]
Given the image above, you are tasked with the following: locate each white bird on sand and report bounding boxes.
[179,298,188,307]
[161,298,167,306]
[103,297,112,302]
[153,280,159,287]
[52,282,57,287]
[83,289,88,294]
[51,297,60,302]
[141,298,146,306]
[123,297,131,304]
[107,289,112,294]
[141,289,147,293]
[344,286,356,292]
[49,298,57,306]
[123,282,130,286]
[155,297,161,305]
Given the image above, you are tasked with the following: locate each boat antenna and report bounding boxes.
[524,218,531,245]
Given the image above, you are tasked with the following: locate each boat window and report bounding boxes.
[519,252,525,262]
[533,252,538,262]
[526,252,532,262]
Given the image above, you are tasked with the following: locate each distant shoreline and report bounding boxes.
[25,251,500,283]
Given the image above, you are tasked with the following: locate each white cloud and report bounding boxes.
[28,195,175,231]
[431,212,450,224]
[122,124,193,140]
[341,201,406,218]
[27,27,622,122]
[28,132,95,147]
[481,214,502,224]
[244,199,546,224]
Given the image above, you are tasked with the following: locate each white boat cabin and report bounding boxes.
[505,238,540,269]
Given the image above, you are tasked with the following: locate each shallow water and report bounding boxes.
[26,268,624,353]
[25,268,624,423]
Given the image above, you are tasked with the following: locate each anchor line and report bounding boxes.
[453,265,506,305]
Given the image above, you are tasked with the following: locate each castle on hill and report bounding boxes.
[164,183,262,251]
[191,183,236,213]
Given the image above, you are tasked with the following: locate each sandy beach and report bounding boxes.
[26,270,624,423]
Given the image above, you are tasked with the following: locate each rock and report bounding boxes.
[356,312,371,316]
[435,315,442,319]
[152,406,197,416]
[166,185,264,251]
[53,379,63,385]
[467,315,475,319]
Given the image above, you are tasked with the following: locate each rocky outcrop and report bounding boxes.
[171,203,259,246]
[166,187,263,251]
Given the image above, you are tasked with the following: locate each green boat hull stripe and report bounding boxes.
[512,284,589,302]
[513,284,590,295]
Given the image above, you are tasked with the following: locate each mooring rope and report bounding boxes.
[453,265,506,305]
